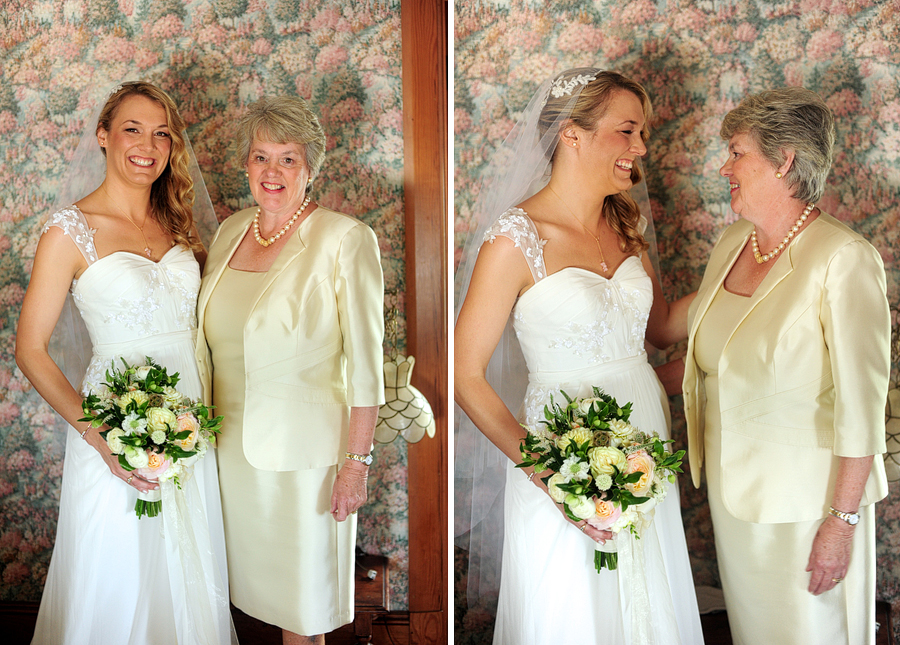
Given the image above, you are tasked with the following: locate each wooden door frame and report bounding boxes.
[401,0,448,643]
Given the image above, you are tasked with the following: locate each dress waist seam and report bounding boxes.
[527,352,649,385]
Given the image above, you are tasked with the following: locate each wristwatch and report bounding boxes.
[828,506,860,526]
[346,452,373,466]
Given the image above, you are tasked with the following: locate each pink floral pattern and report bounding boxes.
[455,1,900,642]
[0,0,410,609]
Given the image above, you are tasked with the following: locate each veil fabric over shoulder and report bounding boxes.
[453,68,660,607]
[48,81,218,390]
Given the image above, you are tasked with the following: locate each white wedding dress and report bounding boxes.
[31,206,235,645]
[487,209,704,645]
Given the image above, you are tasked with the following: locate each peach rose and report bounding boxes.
[586,498,622,531]
[624,450,656,497]
[174,413,200,451]
[135,451,171,480]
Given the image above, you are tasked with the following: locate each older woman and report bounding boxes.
[195,96,384,645]
[683,87,890,644]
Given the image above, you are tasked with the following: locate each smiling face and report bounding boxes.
[246,138,310,220]
[719,131,782,220]
[577,90,648,196]
[97,94,171,187]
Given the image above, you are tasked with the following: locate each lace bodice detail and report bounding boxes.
[42,206,201,393]
[501,210,653,377]
[483,208,547,282]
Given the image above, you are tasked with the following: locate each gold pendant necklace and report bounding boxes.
[751,202,815,264]
[549,185,609,273]
[104,186,153,258]
[253,194,312,248]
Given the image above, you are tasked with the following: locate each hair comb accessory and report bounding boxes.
[542,72,597,107]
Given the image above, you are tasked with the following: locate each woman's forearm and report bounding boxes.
[455,373,527,464]
[830,455,875,514]
[345,405,379,457]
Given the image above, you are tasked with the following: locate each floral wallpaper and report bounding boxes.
[454,0,900,642]
[0,0,411,609]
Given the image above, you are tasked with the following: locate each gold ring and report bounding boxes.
[351,510,357,515]
[832,577,843,583]
[127,476,134,484]
[579,523,586,532]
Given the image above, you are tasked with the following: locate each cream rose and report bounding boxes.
[588,446,627,477]
[608,419,635,442]
[106,427,126,454]
[146,407,177,433]
[134,365,152,381]
[123,446,150,469]
[624,450,656,497]
[565,493,596,520]
[161,386,184,409]
[117,390,149,413]
[547,473,568,504]
[557,427,593,452]
[175,413,200,451]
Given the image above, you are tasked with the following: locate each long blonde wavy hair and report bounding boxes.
[540,69,652,255]
[97,82,202,252]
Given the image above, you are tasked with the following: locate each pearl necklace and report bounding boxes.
[252,194,312,248]
[751,202,815,264]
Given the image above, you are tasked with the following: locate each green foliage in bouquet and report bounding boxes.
[517,387,685,571]
[78,358,224,518]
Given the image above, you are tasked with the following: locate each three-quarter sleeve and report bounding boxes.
[334,223,386,407]
[821,239,890,457]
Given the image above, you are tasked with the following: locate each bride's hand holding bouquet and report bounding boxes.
[80,357,223,518]
[518,387,685,571]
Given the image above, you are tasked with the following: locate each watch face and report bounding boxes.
[848,514,859,525]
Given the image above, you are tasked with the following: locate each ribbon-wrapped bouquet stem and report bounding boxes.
[79,358,223,518]
[518,387,685,571]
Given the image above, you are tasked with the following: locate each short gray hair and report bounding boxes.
[721,87,834,203]
[237,96,326,187]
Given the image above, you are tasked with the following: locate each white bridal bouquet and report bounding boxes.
[518,387,685,571]
[79,358,223,518]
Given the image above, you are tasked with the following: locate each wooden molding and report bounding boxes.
[401,0,448,644]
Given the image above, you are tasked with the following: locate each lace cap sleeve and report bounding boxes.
[41,206,98,265]
[482,207,547,282]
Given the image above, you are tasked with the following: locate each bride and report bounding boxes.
[455,69,704,644]
[15,82,236,644]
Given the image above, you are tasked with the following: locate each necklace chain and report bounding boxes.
[252,194,312,248]
[104,186,153,258]
[751,202,815,264]
[548,185,609,273]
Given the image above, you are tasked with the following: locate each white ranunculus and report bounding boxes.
[565,493,596,520]
[106,427,126,454]
[547,473,569,504]
[123,446,150,469]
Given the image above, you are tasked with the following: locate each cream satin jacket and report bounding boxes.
[196,206,385,472]
[683,213,889,524]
